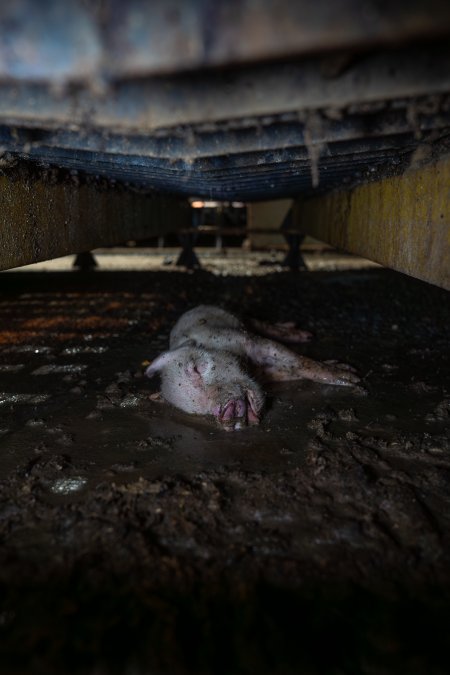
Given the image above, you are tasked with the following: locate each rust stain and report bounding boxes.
[72,317,129,329]
[0,331,42,345]
[20,315,129,331]
[104,301,124,311]
[23,316,72,329]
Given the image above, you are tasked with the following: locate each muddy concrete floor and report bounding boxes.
[0,255,449,674]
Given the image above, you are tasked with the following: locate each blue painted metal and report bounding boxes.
[0,45,449,134]
[1,127,448,201]
[0,1,100,81]
[0,96,449,200]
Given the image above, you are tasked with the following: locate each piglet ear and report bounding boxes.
[145,351,175,378]
[145,340,195,378]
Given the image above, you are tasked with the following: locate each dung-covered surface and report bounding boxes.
[0,264,449,675]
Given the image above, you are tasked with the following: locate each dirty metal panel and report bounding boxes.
[0,170,189,271]
[2,97,450,161]
[0,45,449,133]
[1,0,449,83]
[293,155,450,290]
[0,42,448,201]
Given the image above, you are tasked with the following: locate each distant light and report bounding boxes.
[190,200,223,209]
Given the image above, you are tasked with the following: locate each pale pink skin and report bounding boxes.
[146,305,359,431]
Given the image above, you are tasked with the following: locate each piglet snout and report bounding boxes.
[215,394,260,431]
[222,399,245,420]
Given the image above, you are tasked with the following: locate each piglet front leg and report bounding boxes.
[245,337,359,386]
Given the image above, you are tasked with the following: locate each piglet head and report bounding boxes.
[146,344,264,431]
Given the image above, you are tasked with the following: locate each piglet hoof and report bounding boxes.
[149,391,163,402]
[327,367,360,387]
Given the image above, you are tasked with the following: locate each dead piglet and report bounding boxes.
[146,305,359,431]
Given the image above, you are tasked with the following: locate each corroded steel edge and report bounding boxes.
[293,155,450,290]
[0,173,189,271]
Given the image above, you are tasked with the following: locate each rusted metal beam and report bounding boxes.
[292,155,450,290]
[1,0,449,84]
[0,169,189,271]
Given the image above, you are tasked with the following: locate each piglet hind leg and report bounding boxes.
[245,337,359,386]
[248,318,313,344]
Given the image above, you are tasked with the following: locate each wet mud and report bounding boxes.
[0,266,449,674]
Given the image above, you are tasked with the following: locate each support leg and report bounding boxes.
[282,232,307,271]
[176,232,201,269]
[73,251,98,270]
